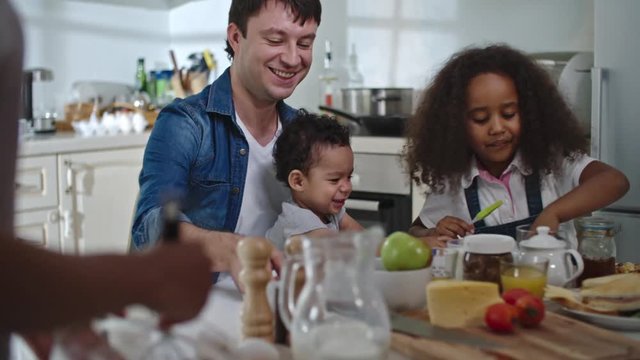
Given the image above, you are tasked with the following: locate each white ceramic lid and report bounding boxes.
[464,234,516,254]
[520,226,566,249]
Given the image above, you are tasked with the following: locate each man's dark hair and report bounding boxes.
[274,109,350,186]
[225,0,322,59]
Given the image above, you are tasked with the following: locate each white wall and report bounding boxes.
[290,0,594,111]
[12,0,594,115]
[11,0,171,115]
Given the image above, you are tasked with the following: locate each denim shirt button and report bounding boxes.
[232,187,240,195]
[239,148,247,156]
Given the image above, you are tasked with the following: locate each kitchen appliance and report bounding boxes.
[590,0,640,263]
[318,87,414,137]
[346,152,412,235]
[531,51,593,136]
[21,67,56,133]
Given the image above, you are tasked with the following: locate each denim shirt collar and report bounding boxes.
[205,67,299,125]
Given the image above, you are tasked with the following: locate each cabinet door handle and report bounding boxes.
[591,67,603,159]
[63,210,75,239]
[64,160,74,194]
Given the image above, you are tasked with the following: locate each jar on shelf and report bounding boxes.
[575,216,620,286]
[462,234,516,287]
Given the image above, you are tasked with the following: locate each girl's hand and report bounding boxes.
[530,210,561,233]
[435,216,474,238]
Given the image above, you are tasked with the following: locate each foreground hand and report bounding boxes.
[435,216,474,238]
[146,243,212,325]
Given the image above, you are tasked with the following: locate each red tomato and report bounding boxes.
[485,303,517,333]
[502,288,532,305]
[515,295,545,327]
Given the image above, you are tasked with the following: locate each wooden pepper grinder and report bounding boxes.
[237,237,274,342]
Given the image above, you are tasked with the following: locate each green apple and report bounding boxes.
[381,231,431,271]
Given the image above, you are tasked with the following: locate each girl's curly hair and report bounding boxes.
[274,109,350,186]
[403,44,588,193]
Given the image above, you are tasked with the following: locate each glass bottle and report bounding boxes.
[318,40,339,107]
[135,58,148,93]
[576,216,619,286]
[347,43,364,88]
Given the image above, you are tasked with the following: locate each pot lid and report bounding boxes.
[520,226,566,249]
[464,234,515,254]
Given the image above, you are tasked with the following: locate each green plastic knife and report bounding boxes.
[472,200,503,224]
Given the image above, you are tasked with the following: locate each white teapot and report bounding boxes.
[519,226,584,287]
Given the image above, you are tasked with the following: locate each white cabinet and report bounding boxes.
[15,155,62,251]
[16,134,148,255]
[58,147,145,255]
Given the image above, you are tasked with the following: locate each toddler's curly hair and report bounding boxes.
[274,109,350,186]
[403,44,588,193]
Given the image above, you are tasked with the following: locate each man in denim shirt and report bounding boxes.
[132,0,322,290]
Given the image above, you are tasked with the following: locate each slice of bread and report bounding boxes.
[580,273,640,312]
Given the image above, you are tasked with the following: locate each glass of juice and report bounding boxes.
[500,255,549,298]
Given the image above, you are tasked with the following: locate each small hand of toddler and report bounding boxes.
[435,216,474,238]
[420,235,451,249]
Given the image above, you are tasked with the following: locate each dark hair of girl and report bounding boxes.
[403,44,588,193]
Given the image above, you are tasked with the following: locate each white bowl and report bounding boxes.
[372,258,431,311]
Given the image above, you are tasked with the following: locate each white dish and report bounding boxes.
[373,258,431,311]
[561,307,640,331]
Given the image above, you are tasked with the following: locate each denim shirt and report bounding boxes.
[131,68,298,249]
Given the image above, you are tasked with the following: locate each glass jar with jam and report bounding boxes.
[462,234,516,287]
[576,216,620,286]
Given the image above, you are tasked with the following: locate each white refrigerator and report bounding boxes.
[592,0,640,262]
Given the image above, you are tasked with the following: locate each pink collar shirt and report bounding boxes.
[417,151,595,249]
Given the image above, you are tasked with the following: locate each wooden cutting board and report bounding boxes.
[391,310,640,360]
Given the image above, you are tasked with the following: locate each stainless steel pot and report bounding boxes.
[318,105,407,137]
[341,88,414,117]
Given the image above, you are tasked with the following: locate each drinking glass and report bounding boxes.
[500,254,549,298]
[431,248,458,280]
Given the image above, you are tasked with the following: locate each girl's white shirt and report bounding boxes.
[418,151,596,249]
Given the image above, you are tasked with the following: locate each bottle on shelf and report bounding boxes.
[318,40,339,108]
[347,43,364,88]
[134,57,147,94]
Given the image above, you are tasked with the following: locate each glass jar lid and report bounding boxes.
[464,234,516,254]
[576,216,617,231]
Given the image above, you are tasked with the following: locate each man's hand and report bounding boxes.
[145,242,212,325]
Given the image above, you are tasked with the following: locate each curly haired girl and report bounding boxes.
[404,44,629,248]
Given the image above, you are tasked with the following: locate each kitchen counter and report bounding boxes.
[17,132,403,157]
[18,131,151,157]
